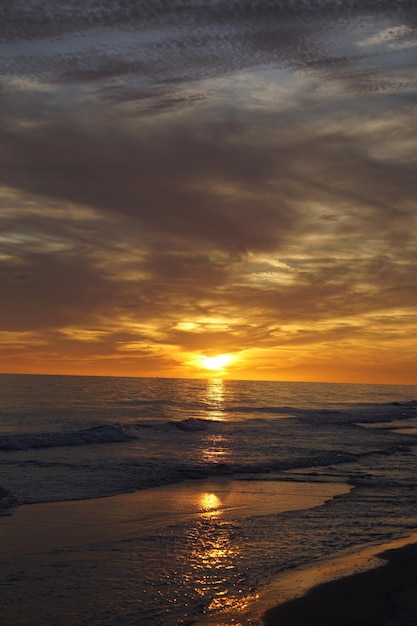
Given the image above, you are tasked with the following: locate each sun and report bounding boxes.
[199,354,234,371]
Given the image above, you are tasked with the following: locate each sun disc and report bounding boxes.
[200,354,233,371]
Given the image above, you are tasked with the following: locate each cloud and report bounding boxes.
[2,95,416,254]
[0,249,119,331]
[1,92,416,329]
[1,1,417,380]
[2,1,416,97]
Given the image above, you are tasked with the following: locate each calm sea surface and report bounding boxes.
[1,374,417,625]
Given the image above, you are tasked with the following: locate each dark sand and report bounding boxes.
[262,540,417,626]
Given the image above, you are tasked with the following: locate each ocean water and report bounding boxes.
[1,374,417,625]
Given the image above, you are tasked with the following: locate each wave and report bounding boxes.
[0,485,19,514]
[227,405,298,415]
[147,443,411,485]
[1,400,416,451]
[117,398,188,408]
[0,423,139,451]
[171,417,211,431]
[0,418,216,451]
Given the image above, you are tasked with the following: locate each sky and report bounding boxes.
[1,0,417,384]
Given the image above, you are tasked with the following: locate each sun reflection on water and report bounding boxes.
[200,433,230,465]
[200,379,233,465]
[200,492,221,515]
[183,381,259,619]
[184,489,259,620]
[205,378,225,421]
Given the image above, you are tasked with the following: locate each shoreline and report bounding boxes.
[0,485,19,516]
[194,534,417,626]
[3,479,417,625]
[0,477,349,559]
[260,533,417,626]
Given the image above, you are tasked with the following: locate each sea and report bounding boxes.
[1,373,417,625]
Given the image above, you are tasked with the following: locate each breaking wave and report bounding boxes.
[0,418,216,451]
[1,400,416,451]
[0,423,139,451]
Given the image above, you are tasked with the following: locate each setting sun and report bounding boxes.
[199,354,234,371]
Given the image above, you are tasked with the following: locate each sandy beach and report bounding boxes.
[3,479,417,625]
[262,535,417,626]
[1,477,352,625]
[0,478,349,558]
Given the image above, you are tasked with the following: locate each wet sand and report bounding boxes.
[1,478,351,626]
[2,480,416,625]
[0,478,348,558]
[262,534,417,626]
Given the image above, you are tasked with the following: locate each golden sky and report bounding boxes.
[1,1,416,384]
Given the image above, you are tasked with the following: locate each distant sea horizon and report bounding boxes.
[2,370,416,387]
